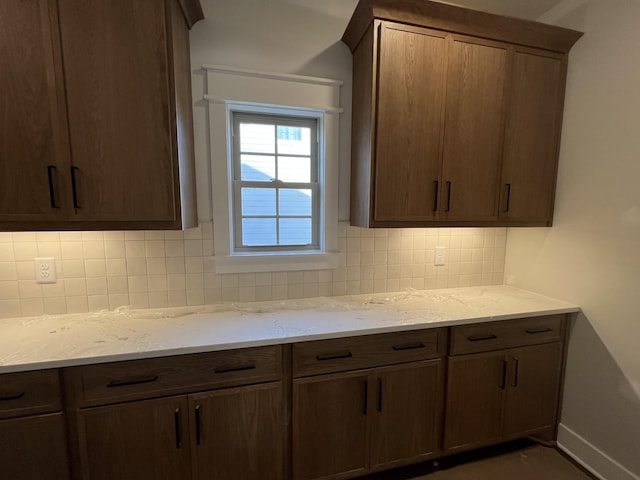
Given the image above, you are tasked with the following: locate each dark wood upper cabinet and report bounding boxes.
[440,38,508,223]
[0,0,72,223]
[0,0,203,231]
[343,0,582,228]
[373,24,447,223]
[500,50,567,225]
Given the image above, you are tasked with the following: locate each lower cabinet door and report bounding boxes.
[503,342,563,437]
[292,371,370,480]
[444,351,507,452]
[189,382,284,480]
[0,412,70,480]
[77,396,191,480]
[370,360,442,470]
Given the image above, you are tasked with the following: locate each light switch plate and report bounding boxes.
[35,257,57,284]
[434,247,446,266]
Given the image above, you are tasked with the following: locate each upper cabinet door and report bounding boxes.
[0,0,72,223]
[373,23,447,223]
[441,37,508,222]
[57,0,179,224]
[500,50,566,224]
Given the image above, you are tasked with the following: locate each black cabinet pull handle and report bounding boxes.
[500,359,508,389]
[392,342,425,351]
[362,380,368,415]
[214,364,256,374]
[446,181,452,212]
[377,378,383,412]
[0,392,25,402]
[467,334,497,342]
[503,183,511,213]
[433,180,439,211]
[195,405,202,445]
[512,358,520,387]
[174,408,181,449]
[70,166,80,208]
[526,327,553,334]
[106,375,158,388]
[316,351,352,361]
[47,166,59,208]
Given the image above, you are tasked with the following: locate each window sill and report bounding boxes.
[213,252,340,274]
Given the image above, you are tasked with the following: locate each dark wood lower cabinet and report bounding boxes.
[370,361,442,470]
[292,371,369,480]
[76,396,191,480]
[190,382,284,480]
[444,342,564,453]
[0,413,70,480]
[444,352,506,452]
[292,360,443,480]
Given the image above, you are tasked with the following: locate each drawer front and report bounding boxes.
[293,329,443,377]
[66,346,282,408]
[0,369,62,419]
[449,315,564,355]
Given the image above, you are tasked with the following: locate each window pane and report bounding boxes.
[241,155,275,181]
[277,126,311,155]
[279,189,312,216]
[279,218,312,245]
[241,188,276,216]
[240,123,275,154]
[242,218,277,246]
[278,156,311,182]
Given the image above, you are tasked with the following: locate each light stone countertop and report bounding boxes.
[0,285,579,374]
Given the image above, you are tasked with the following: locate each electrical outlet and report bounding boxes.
[35,257,57,284]
[434,246,446,266]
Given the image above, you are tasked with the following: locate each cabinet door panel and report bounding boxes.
[0,413,69,480]
[370,360,441,470]
[293,371,370,480]
[444,352,506,452]
[58,0,178,223]
[441,38,507,221]
[501,51,565,223]
[0,0,71,222]
[190,382,284,480]
[504,343,563,437]
[374,24,447,222]
[77,396,191,480]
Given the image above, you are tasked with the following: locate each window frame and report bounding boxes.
[231,112,321,252]
[205,65,342,274]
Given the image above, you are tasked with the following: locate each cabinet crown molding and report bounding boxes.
[342,0,583,53]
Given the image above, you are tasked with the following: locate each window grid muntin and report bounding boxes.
[232,112,319,251]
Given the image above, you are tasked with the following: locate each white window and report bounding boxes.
[232,113,320,251]
[205,65,342,273]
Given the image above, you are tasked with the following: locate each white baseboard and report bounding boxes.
[557,423,640,480]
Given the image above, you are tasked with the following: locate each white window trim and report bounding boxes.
[205,65,342,274]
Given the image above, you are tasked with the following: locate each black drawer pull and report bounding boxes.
[467,334,497,342]
[174,408,182,449]
[215,364,256,374]
[195,405,202,445]
[392,342,425,351]
[47,165,59,208]
[0,392,25,402]
[70,166,80,208]
[107,375,158,388]
[316,351,352,361]
[526,327,553,334]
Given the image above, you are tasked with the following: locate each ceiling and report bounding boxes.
[279,0,566,22]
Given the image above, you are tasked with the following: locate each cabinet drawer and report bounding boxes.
[449,315,564,355]
[65,346,282,408]
[293,329,443,377]
[0,369,62,419]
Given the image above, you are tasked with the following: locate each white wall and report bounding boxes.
[189,0,358,222]
[505,0,640,477]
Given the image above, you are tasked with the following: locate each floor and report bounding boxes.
[363,442,595,480]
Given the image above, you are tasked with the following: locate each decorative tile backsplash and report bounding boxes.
[0,222,506,318]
